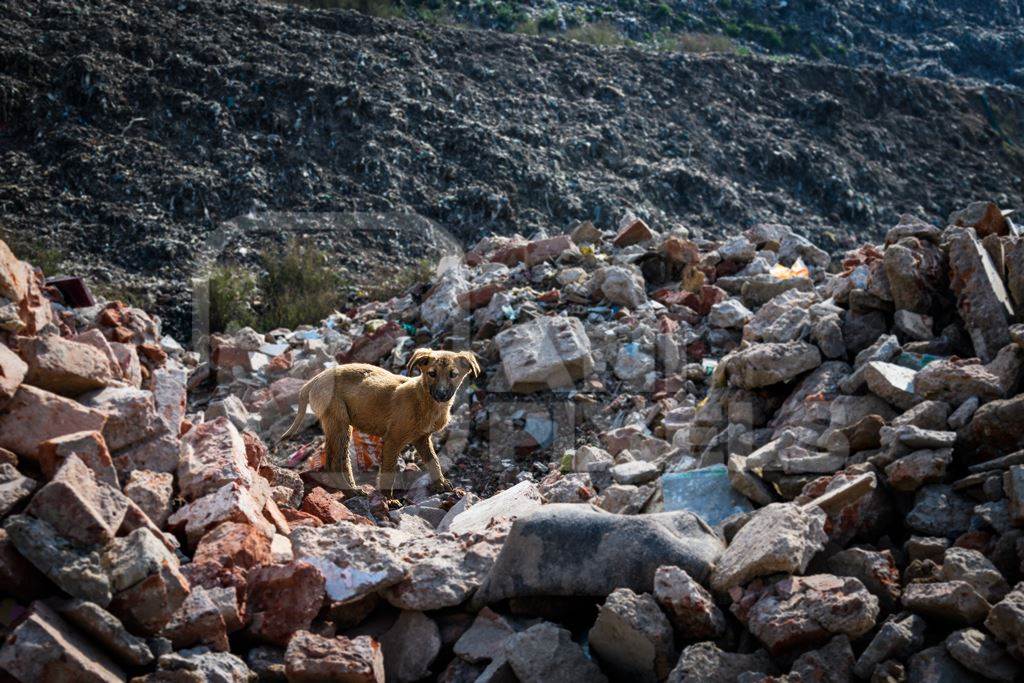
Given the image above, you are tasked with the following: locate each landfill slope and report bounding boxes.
[1,0,1024,337]
[6,200,1024,679]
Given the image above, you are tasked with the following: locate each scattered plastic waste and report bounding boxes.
[770,256,809,280]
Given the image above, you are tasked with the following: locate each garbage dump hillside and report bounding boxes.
[3,0,1024,338]
[5,200,1024,680]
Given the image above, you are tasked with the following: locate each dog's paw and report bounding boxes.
[432,478,455,493]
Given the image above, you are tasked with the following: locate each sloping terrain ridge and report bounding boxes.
[1,0,1022,335]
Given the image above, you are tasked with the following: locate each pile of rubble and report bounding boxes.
[5,197,1024,681]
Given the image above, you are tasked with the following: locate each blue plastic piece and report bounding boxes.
[661,464,753,527]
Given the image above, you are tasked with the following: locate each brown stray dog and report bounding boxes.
[279,349,480,497]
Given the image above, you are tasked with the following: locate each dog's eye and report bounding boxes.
[449,369,457,378]
[428,370,437,377]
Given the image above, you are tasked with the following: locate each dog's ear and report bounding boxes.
[456,351,481,377]
[407,348,432,375]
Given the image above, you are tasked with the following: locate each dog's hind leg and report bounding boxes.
[322,402,356,491]
[414,435,453,492]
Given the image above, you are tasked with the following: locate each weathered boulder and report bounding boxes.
[453,607,516,664]
[0,341,27,405]
[474,505,723,605]
[853,613,926,679]
[19,334,119,396]
[37,430,118,487]
[26,454,128,546]
[124,470,175,528]
[967,394,1024,459]
[381,525,507,611]
[942,547,1010,603]
[167,482,274,545]
[105,527,190,634]
[985,583,1024,659]
[245,561,325,645]
[437,481,542,535]
[711,503,827,592]
[177,417,253,501]
[862,361,920,410]
[948,228,1014,363]
[721,341,821,389]
[915,360,1004,405]
[598,265,646,309]
[906,485,976,537]
[908,644,987,683]
[494,316,594,392]
[826,547,901,610]
[885,448,953,491]
[78,386,164,452]
[49,597,154,667]
[290,521,408,602]
[735,574,879,655]
[0,385,106,459]
[3,513,112,605]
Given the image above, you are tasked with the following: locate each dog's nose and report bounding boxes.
[432,388,453,401]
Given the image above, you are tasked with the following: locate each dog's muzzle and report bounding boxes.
[431,388,455,402]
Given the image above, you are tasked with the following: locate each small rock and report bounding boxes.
[0,462,37,518]
[380,611,441,683]
[942,547,1009,603]
[853,613,926,679]
[945,628,1019,681]
[589,587,676,683]
[666,642,774,683]
[124,470,175,529]
[0,601,126,682]
[247,561,326,645]
[610,460,659,485]
[654,565,726,639]
[284,631,385,683]
[504,622,608,683]
[902,581,991,624]
[862,361,920,410]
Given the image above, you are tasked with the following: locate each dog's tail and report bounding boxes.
[277,381,312,444]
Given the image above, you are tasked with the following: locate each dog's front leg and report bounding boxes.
[377,436,404,505]
[414,435,452,492]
